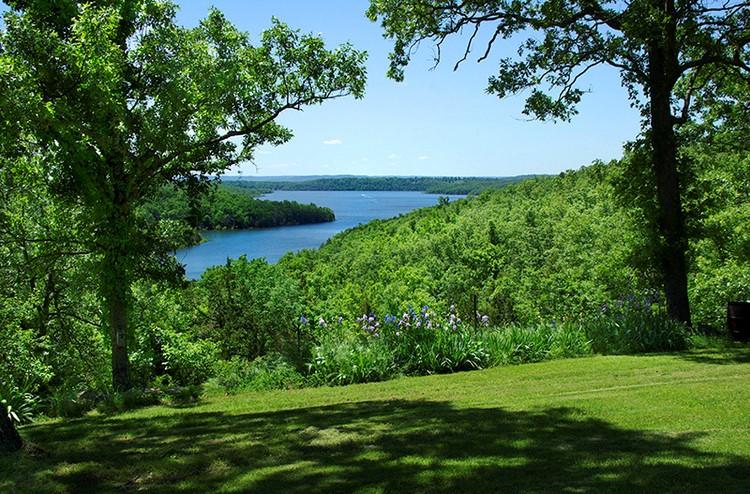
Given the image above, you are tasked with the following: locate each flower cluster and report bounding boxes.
[476,312,490,327]
[302,304,491,340]
[392,306,437,333]
[356,314,381,337]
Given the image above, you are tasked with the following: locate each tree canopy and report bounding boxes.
[0,0,367,390]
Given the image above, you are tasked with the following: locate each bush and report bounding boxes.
[214,354,304,393]
[46,386,102,418]
[194,258,306,361]
[97,388,162,414]
[584,297,689,354]
[0,378,43,424]
[160,336,217,386]
[483,322,592,366]
[308,333,397,386]
[304,301,694,389]
[130,283,218,387]
[308,308,588,384]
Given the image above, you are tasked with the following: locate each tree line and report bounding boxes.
[142,185,335,236]
[228,175,535,195]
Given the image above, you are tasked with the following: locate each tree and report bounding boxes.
[367,0,750,325]
[1,0,366,390]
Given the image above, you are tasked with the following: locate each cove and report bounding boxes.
[176,190,463,279]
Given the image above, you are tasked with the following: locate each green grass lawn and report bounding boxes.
[4,348,750,493]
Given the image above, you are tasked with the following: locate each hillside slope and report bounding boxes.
[279,163,646,325]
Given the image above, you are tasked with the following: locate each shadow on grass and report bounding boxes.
[9,399,750,493]
[676,345,750,365]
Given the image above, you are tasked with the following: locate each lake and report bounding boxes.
[176,190,462,279]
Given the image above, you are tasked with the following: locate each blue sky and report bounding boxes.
[2,1,643,177]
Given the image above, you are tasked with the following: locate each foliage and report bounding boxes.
[130,283,218,387]
[229,175,534,195]
[306,302,688,387]
[308,325,398,385]
[279,163,645,326]
[584,297,689,354]
[483,322,592,366]
[214,354,304,393]
[193,257,307,363]
[0,0,367,390]
[0,379,42,425]
[142,184,335,236]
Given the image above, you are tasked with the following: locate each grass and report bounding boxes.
[3,347,750,493]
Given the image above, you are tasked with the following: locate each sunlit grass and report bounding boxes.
[3,347,750,493]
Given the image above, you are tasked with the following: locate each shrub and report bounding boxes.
[97,388,162,414]
[483,322,592,366]
[585,297,689,354]
[160,336,218,386]
[214,354,304,393]
[194,257,305,361]
[130,283,218,387]
[46,386,101,418]
[0,378,43,424]
[307,325,397,385]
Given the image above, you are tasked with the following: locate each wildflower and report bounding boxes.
[299,315,308,325]
[318,317,327,328]
[338,316,344,325]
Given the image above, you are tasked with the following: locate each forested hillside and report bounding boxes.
[278,164,641,325]
[142,185,335,233]
[230,175,534,195]
[274,148,749,331]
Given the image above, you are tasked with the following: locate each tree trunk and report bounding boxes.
[102,199,132,391]
[0,403,22,453]
[647,3,692,326]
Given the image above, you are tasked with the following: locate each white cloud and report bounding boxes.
[387,153,400,160]
[418,155,430,160]
[323,139,343,145]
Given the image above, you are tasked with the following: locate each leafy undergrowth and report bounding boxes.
[3,348,750,493]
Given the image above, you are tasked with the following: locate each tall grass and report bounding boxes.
[306,303,691,387]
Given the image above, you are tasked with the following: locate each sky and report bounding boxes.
[2,1,644,177]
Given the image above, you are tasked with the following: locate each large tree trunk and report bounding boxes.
[102,200,132,391]
[647,1,692,326]
[0,403,22,453]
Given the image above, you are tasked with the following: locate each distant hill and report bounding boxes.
[226,175,539,195]
[223,175,361,183]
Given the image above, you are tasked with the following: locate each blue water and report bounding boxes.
[176,190,462,279]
